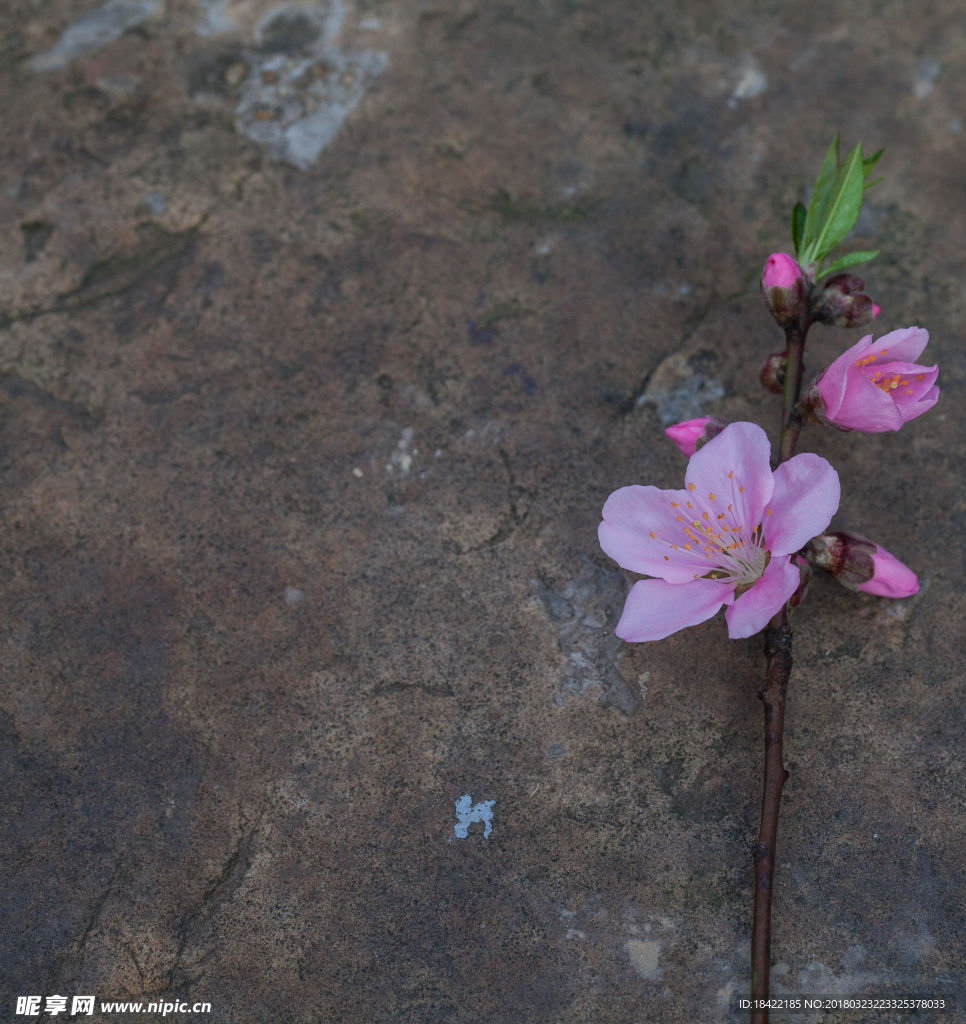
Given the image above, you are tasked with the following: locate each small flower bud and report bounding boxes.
[789,555,811,608]
[806,531,919,598]
[759,351,787,394]
[812,273,881,329]
[760,253,807,327]
[664,416,730,457]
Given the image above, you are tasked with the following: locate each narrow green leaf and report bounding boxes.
[816,250,879,279]
[863,175,884,191]
[790,201,807,256]
[862,148,884,177]
[808,143,865,262]
[802,134,840,254]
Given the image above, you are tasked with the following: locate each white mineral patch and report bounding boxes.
[195,0,238,36]
[31,0,159,72]
[915,57,940,99]
[284,586,304,604]
[234,1,387,169]
[625,939,662,980]
[453,794,494,839]
[732,61,767,100]
[386,427,414,475]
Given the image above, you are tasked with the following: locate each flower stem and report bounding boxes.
[752,306,813,1022]
[778,315,811,464]
[750,610,792,1024]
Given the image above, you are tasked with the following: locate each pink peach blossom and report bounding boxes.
[803,327,939,432]
[664,416,728,457]
[599,422,840,641]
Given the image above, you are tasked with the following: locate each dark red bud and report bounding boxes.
[789,556,811,608]
[759,351,787,395]
[813,275,878,328]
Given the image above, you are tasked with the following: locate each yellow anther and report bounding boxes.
[687,501,693,508]
[905,389,913,394]
[684,544,691,550]
[766,509,772,515]
[917,374,924,381]
[664,556,669,561]
[676,516,684,521]
[739,486,744,493]
[717,513,724,519]
[728,471,733,478]
[688,483,695,491]
[650,531,656,538]
[671,502,678,507]
[709,492,715,500]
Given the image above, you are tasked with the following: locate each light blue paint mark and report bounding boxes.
[454,794,494,839]
[31,0,159,72]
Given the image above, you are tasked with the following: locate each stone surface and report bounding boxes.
[1,0,966,1021]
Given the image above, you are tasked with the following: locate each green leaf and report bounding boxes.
[806,143,865,263]
[790,201,807,255]
[863,175,884,191]
[802,134,840,254]
[862,148,884,177]
[816,250,879,279]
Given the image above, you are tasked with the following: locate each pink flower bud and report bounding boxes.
[762,253,803,289]
[664,416,729,457]
[813,273,879,329]
[760,254,807,327]
[801,327,939,432]
[807,532,919,598]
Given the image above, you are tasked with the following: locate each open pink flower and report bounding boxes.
[802,327,939,432]
[599,422,840,641]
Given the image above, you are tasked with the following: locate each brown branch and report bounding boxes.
[751,295,813,1022]
[750,610,792,1024]
[778,313,812,464]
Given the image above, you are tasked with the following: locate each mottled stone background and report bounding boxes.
[1,0,965,1021]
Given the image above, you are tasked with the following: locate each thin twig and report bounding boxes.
[750,610,792,1024]
[751,294,813,1023]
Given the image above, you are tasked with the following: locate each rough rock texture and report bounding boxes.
[1,0,965,1021]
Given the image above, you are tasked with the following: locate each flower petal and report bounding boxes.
[907,384,940,422]
[724,556,799,639]
[865,326,929,365]
[817,333,874,420]
[616,578,731,642]
[866,361,939,419]
[599,484,717,583]
[762,453,841,557]
[685,421,775,532]
[834,366,904,431]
